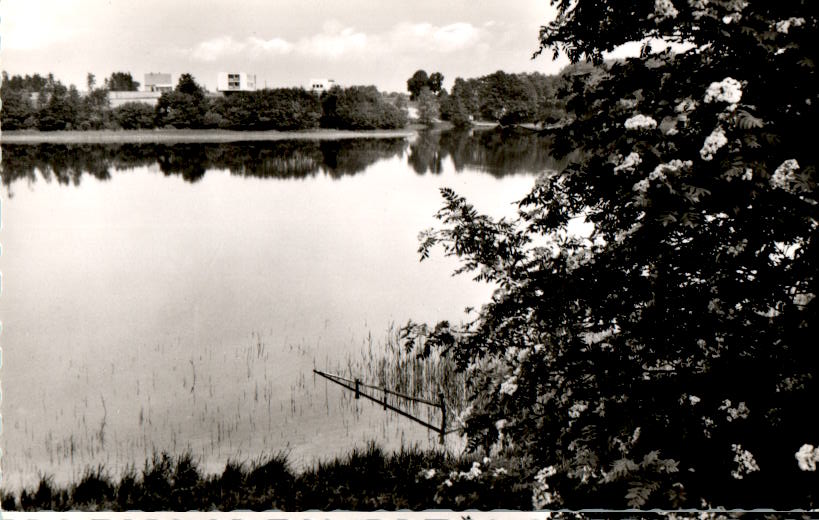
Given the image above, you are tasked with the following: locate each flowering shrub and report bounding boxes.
[409,0,817,509]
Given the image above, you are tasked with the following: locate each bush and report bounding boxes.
[113,102,156,129]
[320,86,407,130]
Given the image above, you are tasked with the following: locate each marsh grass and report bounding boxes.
[2,324,474,509]
[2,444,531,511]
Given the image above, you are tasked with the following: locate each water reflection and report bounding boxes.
[0,139,410,191]
[409,127,571,176]
[1,128,571,193]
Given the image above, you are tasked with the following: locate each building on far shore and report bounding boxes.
[216,72,257,93]
[144,73,173,92]
[108,91,163,108]
[307,78,336,93]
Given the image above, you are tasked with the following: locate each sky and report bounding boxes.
[0,0,568,93]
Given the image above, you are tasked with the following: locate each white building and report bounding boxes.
[144,73,173,92]
[108,91,163,108]
[217,72,257,92]
[307,78,337,93]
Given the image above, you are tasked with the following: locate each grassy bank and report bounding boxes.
[0,444,531,511]
[0,128,418,144]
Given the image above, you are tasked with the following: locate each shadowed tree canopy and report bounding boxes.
[104,72,140,91]
[407,70,430,101]
[408,0,817,509]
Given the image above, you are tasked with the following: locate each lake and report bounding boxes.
[0,128,564,490]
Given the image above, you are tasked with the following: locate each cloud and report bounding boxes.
[190,36,248,62]
[248,37,294,56]
[184,20,484,63]
[386,22,483,53]
[295,21,368,59]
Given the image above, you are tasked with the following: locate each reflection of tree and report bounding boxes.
[1,139,410,192]
[319,139,408,177]
[408,131,445,175]
[408,127,577,177]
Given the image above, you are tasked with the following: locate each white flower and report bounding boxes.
[500,377,518,396]
[770,158,800,190]
[532,466,560,508]
[776,17,805,34]
[795,444,818,471]
[625,114,658,130]
[650,159,693,181]
[722,13,742,24]
[689,395,701,405]
[700,127,728,161]
[614,152,642,173]
[633,178,651,193]
[731,444,760,479]
[424,469,437,479]
[688,0,708,8]
[704,77,743,104]
[654,0,679,20]
[569,401,588,419]
[719,399,750,421]
[741,168,753,181]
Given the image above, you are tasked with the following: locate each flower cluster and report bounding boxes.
[704,77,743,105]
[731,444,760,479]
[719,399,749,421]
[795,444,819,471]
[499,377,519,396]
[700,127,728,161]
[625,114,658,130]
[614,152,642,174]
[775,17,806,34]
[568,401,588,419]
[650,159,693,182]
[633,178,650,193]
[532,466,560,508]
[770,158,801,191]
[654,0,679,20]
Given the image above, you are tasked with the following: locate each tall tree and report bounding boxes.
[407,69,430,101]
[409,0,817,509]
[428,72,445,94]
[104,72,140,91]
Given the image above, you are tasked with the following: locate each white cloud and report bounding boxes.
[183,20,484,63]
[191,36,248,62]
[387,22,483,53]
[295,21,368,58]
[248,37,294,56]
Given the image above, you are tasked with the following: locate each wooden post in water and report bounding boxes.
[383,388,387,410]
[355,379,360,399]
[439,392,446,445]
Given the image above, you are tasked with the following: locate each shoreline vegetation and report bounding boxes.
[0,445,531,511]
[0,127,421,144]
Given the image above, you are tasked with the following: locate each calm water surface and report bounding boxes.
[0,129,562,489]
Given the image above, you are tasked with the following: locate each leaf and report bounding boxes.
[736,110,764,130]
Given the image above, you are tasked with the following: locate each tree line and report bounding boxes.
[1,71,407,131]
[406,67,589,127]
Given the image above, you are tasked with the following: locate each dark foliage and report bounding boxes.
[407,0,818,509]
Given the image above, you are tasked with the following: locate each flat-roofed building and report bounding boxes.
[307,78,336,93]
[144,73,173,92]
[217,72,257,92]
[108,91,163,108]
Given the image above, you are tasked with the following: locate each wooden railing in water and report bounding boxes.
[313,368,448,444]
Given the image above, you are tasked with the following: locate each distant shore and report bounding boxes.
[0,128,421,144]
